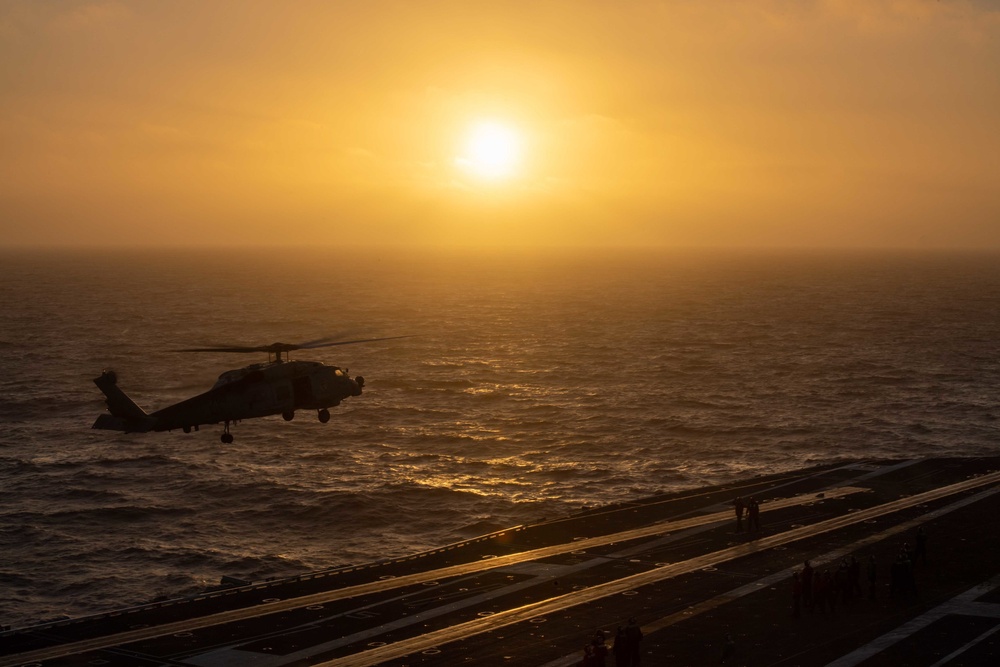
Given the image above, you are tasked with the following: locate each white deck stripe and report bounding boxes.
[827,576,1000,667]
[927,621,1000,667]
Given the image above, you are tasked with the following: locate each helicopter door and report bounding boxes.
[292,376,315,407]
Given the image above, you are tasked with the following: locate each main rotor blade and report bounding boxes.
[176,343,301,354]
[295,332,358,348]
[174,346,266,353]
[174,336,412,354]
[298,335,413,349]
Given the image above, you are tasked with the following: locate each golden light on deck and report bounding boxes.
[455,121,523,180]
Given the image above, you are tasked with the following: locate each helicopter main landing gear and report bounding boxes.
[318,409,330,423]
[282,410,295,421]
[221,421,234,444]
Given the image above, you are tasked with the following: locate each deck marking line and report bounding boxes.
[185,505,750,665]
[927,620,1000,667]
[4,468,996,667]
[312,472,1000,667]
[541,482,1000,667]
[0,487,868,667]
[826,574,1000,667]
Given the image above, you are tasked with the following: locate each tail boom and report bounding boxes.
[93,371,155,432]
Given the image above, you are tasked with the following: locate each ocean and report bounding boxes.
[1,247,998,628]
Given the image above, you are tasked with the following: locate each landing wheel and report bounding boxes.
[282,410,295,421]
[221,432,234,444]
[318,409,330,423]
[183,425,191,434]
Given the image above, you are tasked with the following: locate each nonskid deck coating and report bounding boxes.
[2,457,999,667]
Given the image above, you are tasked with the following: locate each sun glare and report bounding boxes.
[456,121,522,180]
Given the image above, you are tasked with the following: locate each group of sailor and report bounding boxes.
[791,526,930,618]
[732,495,761,532]
[578,617,643,666]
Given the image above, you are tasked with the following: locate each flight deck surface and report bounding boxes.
[3,456,999,666]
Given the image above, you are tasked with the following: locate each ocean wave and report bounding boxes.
[3,249,1000,627]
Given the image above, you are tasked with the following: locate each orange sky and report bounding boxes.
[1,0,999,248]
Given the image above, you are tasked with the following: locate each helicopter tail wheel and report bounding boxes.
[318,409,331,423]
[282,410,295,421]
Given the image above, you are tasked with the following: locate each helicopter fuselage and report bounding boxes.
[92,361,364,438]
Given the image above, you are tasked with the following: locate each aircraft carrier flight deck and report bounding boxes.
[3,456,999,667]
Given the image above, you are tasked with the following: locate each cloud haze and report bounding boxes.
[1,0,998,248]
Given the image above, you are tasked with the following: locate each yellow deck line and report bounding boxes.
[317,470,1000,667]
[0,483,931,667]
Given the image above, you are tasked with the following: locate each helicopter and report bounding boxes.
[92,336,408,443]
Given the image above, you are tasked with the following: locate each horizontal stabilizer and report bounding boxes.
[92,413,154,433]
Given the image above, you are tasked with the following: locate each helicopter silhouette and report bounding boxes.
[92,336,408,443]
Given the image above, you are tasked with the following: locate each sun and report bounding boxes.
[456,121,522,180]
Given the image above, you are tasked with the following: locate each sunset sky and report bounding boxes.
[2,0,998,248]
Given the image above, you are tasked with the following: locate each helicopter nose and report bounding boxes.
[352,376,364,396]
